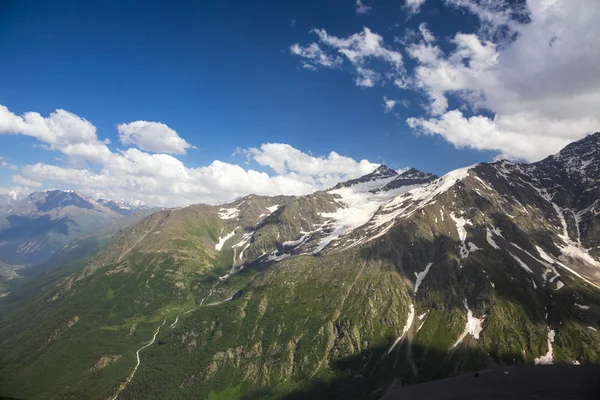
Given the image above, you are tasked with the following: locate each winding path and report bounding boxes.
[110,318,166,400]
[111,256,239,398]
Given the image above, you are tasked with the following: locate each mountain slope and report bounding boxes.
[1,136,600,400]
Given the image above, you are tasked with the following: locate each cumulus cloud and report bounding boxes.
[443,0,525,39]
[0,106,112,164]
[117,121,194,154]
[383,97,398,113]
[418,23,435,43]
[407,110,600,161]
[0,104,380,206]
[291,0,600,161]
[291,27,406,88]
[12,175,43,187]
[244,143,377,177]
[290,43,342,69]
[405,0,427,16]
[406,32,498,115]
[405,0,600,160]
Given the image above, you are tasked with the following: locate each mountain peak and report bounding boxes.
[533,131,600,181]
[370,167,438,193]
[332,165,398,190]
[398,167,435,179]
[372,164,398,177]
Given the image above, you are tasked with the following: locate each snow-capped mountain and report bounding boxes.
[96,198,151,216]
[0,191,26,206]
[0,190,154,267]
[2,134,600,400]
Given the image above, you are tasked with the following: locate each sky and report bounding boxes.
[1,0,599,206]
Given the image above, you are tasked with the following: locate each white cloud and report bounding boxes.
[291,0,600,161]
[418,23,435,43]
[290,43,342,69]
[243,143,377,177]
[0,159,18,171]
[0,106,112,164]
[443,0,524,39]
[302,27,407,88]
[0,104,380,207]
[117,121,194,154]
[383,97,398,113]
[291,28,406,86]
[407,110,599,161]
[12,175,43,187]
[405,0,600,160]
[405,0,427,16]
[356,0,371,14]
[0,186,33,196]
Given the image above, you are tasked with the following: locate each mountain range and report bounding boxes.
[0,190,152,297]
[0,134,599,399]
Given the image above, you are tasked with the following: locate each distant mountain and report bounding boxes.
[96,198,151,216]
[0,191,26,207]
[333,164,400,189]
[1,134,600,400]
[0,190,153,267]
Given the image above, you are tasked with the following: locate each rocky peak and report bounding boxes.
[32,190,95,212]
[332,164,398,190]
[534,132,600,174]
[371,165,399,178]
[370,167,438,193]
[525,132,600,211]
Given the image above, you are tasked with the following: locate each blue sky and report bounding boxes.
[0,0,598,205]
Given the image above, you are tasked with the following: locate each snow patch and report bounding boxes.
[218,207,239,220]
[215,230,236,251]
[486,228,501,250]
[387,303,415,355]
[282,232,311,248]
[414,262,433,294]
[453,299,485,348]
[232,232,254,249]
[416,311,429,332]
[450,212,472,258]
[468,242,481,252]
[534,329,555,365]
[509,252,533,274]
[266,204,280,213]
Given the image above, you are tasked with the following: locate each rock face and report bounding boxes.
[1,134,600,400]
